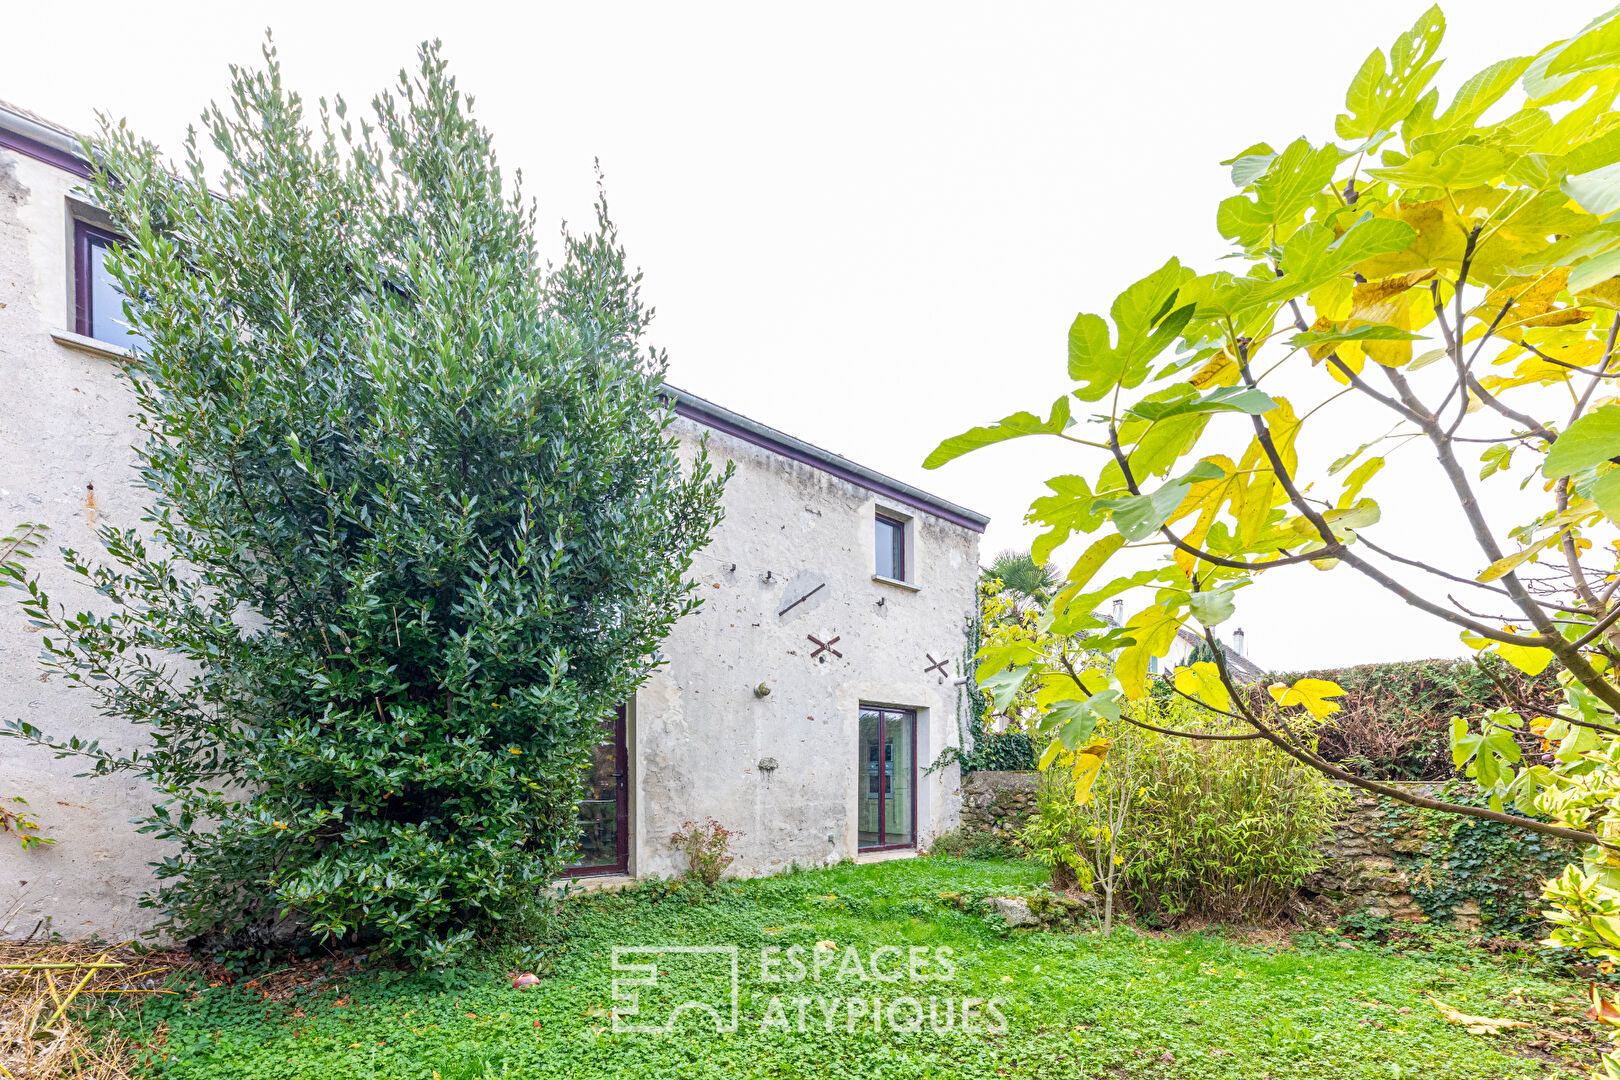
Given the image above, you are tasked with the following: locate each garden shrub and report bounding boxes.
[669,818,740,887]
[926,826,1025,862]
[1024,697,1348,925]
[1019,767,1094,895]
[1117,698,1349,922]
[5,43,726,965]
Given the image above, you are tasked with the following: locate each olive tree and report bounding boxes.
[5,42,727,964]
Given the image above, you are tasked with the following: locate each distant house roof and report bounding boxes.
[1098,607,1264,685]
[1173,624,1264,683]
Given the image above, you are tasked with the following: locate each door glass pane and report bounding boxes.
[858,709,882,848]
[883,711,915,848]
[570,715,621,868]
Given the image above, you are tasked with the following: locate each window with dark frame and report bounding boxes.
[74,220,145,349]
[874,512,906,581]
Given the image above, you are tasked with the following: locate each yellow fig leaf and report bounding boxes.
[1459,629,1556,676]
[1430,996,1530,1036]
[1354,200,1468,281]
[1477,534,1561,582]
[1072,740,1112,806]
[1116,607,1185,701]
[1188,350,1241,389]
[1348,270,1438,366]
[1234,398,1301,545]
[1173,662,1232,712]
[1497,637,1556,676]
[1267,677,1345,719]
[1169,454,1243,575]
[1036,739,1071,772]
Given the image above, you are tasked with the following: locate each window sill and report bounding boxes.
[50,328,134,363]
[871,574,919,593]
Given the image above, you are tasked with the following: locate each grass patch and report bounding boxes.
[103,857,1602,1079]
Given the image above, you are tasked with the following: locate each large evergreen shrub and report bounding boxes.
[6,43,726,963]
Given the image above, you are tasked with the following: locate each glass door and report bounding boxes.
[564,706,628,875]
[857,706,915,850]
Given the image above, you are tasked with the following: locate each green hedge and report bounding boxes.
[1261,656,1560,781]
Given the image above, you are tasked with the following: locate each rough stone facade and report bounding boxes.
[0,116,157,941]
[0,104,985,938]
[630,408,981,880]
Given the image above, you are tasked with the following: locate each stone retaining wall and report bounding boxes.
[960,773,1549,928]
[1302,781,1446,923]
[960,771,1039,837]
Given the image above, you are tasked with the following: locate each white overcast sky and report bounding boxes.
[3,0,1585,671]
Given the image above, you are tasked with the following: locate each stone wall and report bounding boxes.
[960,771,1038,837]
[633,414,980,879]
[1302,782,1451,924]
[1301,781,1563,931]
[959,773,1553,930]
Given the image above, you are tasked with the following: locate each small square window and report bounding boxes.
[74,220,144,348]
[875,512,906,581]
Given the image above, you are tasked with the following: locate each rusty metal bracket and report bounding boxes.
[808,634,843,660]
[778,582,826,617]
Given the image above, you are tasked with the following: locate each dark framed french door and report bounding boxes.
[563,705,629,876]
[858,706,917,851]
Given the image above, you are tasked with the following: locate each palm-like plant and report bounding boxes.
[984,550,1060,607]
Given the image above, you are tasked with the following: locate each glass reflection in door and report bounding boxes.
[857,706,915,850]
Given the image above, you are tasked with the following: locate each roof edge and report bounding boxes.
[0,104,990,535]
[665,386,989,534]
[0,100,92,179]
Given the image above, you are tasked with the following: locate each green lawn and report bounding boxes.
[112,857,1603,1079]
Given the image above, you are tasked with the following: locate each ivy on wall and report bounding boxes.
[936,610,1036,775]
[1369,783,1569,934]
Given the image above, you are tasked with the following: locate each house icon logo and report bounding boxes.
[610,946,741,1034]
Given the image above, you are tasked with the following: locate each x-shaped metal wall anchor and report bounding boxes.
[923,653,949,677]
[808,634,842,660]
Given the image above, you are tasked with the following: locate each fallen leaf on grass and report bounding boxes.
[1586,986,1620,1026]
[1431,996,1530,1035]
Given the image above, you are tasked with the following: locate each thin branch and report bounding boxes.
[1123,711,1265,741]
[1473,658,1620,737]
[1357,534,1592,616]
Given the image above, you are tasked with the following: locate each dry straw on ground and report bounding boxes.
[0,928,185,1080]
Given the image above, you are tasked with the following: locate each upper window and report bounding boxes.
[74,220,144,348]
[875,512,906,581]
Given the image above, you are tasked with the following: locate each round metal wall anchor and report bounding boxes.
[757,757,779,772]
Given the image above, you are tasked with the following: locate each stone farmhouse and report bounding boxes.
[0,101,986,938]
